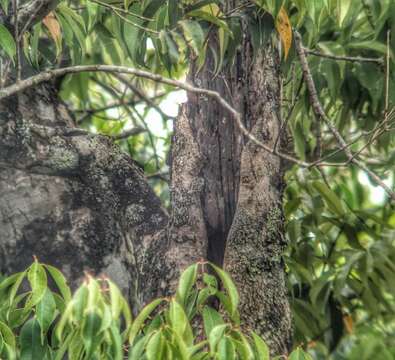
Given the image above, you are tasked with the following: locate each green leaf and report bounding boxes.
[187,5,230,34]
[164,32,180,64]
[208,324,228,354]
[170,329,190,360]
[178,20,205,55]
[289,347,314,360]
[176,263,198,306]
[128,334,149,360]
[168,0,181,27]
[217,336,236,360]
[251,332,269,360]
[109,324,123,360]
[231,331,254,360]
[26,261,47,308]
[168,299,193,345]
[20,318,47,360]
[202,306,224,338]
[129,298,164,345]
[292,120,306,160]
[108,280,124,319]
[71,284,89,322]
[36,288,56,336]
[0,0,9,14]
[82,311,102,355]
[146,331,164,360]
[347,41,390,56]
[209,263,239,320]
[312,181,345,216]
[0,332,3,356]
[44,264,71,303]
[0,321,15,348]
[0,24,16,60]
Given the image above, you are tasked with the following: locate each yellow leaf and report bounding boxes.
[43,12,62,52]
[275,7,292,60]
[343,315,353,334]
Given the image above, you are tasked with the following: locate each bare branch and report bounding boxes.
[0,64,311,166]
[304,47,384,65]
[146,171,169,182]
[111,127,146,140]
[75,92,168,117]
[113,74,176,120]
[294,30,395,201]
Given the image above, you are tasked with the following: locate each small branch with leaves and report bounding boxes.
[294,30,395,201]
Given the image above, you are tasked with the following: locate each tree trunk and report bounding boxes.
[155,9,292,354]
[0,85,168,314]
[0,2,292,355]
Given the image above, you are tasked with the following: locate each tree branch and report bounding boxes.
[111,127,146,140]
[113,73,176,120]
[0,64,311,167]
[294,30,395,201]
[303,48,384,65]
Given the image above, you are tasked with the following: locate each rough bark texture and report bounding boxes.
[223,47,292,354]
[0,85,167,314]
[158,14,292,354]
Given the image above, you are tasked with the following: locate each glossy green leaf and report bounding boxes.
[251,332,269,360]
[26,261,47,308]
[129,298,164,345]
[312,181,345,216]
[20,318,47,360]
[179,20,205,55]
[0,24,16,60]
[209,263,239,319]
[36,288,56,336]
[44,264,71,303]
[176,263,198,306]
[289,347,314,360]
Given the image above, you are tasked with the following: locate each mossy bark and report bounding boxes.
[0,85,168,313]
[164,4,293,354]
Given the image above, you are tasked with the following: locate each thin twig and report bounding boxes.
[303,48,383,65]
[113,9,159,35]
[146,171,169,182]
[113,74,176,120]
[273,79,303,152]
[130,106,161,171]
[89,0,154,21]
[112,127,146,140]
[294,30,395,201]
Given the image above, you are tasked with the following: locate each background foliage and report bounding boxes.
[0,260,312,359]
[1,0,395,358]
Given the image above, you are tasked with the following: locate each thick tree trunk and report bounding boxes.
[160,10,292,354]
[223,47,292,354]
[0,85,168,313]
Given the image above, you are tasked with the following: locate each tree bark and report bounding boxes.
[0,85,168,314]
[223,46,292,355]
[160,8,292,354]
